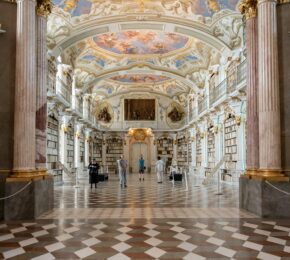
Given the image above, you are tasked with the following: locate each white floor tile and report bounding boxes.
[145,247,166,258]
[232,233,249,241]
[0,234,14,242]
[115,234,132,242]
[243,241,263,251]
[199,229,215,237]
[174,233,191,241]
[207,237,225,246]
[45,242,65,252]
[31,253,55,260]
[145,237,162,246]
[267,236,286,245]
[3,247,25,259]
[75,247,96,258]
[118,227,132,233]
[19,238,38,247]
[183,252,206,260]
[171,226,185,233]
[112,242,131,252]
[108,253,131,260]
[56,233,73,242]
[215,246,236,258]
[11,227,27,233]
[178,242,197,252]
[257,251,280,260]
[144,229,160,237]
[82,237,101,246]
[32,230,49,237]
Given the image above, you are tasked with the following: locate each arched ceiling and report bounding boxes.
[48,0,243,101]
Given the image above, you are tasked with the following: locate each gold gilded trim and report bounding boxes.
[278,0,290,4]
[246,168,258,176]
[36,0,52,17]
[10,169,49,178]
[239,0,258,19]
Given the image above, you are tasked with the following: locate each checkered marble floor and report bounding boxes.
[1,174,290,259]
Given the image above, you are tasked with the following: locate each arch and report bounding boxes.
[50,19,233,57]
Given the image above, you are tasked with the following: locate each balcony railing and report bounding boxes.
[198,97,208,114]
[194,60,247,119]
[56,77,71,104]
[209,78,227,106]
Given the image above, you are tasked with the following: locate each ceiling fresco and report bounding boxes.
[109,74,171,84]
[52,0,240,18]
[92,31,189,56]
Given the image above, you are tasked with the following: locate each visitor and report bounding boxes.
[155,156,165,183]
[117,156,122,186]
[88,159,100,189]
[119,155,128,188]
[139,155,145,181]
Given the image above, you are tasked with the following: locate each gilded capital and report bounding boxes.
[36,0,53,17]
[239,0,258,19]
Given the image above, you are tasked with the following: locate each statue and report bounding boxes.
[168,106,184,122]
[97,107,112,123]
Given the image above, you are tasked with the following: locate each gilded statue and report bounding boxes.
[37,0,53,16]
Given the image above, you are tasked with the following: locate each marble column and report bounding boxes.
[35,12,48,171]
[257,0,282,176]
[13,0,37,174]
[243,4,259,174]
[83,95,90,120]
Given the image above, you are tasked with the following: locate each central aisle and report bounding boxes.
[1,174,290,259]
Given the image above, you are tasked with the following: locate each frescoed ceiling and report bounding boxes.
[109,74,171,84]
[47,0,244,119]
[92,31,189,56]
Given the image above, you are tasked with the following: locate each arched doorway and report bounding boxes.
[130,142,148,173]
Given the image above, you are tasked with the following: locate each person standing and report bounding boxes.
[119,155,128,188]
[155,156,165,183]
[88,159,100,189]
[139,155,145,181]
[117,156,122,186]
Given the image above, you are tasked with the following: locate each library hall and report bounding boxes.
[0,0,290,259]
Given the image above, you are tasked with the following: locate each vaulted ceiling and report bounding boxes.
[48,0,243,102]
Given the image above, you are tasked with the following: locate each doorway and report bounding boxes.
[130,142,148,173]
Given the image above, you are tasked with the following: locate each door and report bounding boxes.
[131,142,148,173]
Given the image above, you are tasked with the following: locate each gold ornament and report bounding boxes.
[239,0,257,20]
[36,0,53,17]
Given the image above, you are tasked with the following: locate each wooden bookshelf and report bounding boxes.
[207,131,215,168]
[177,136,188,168]
[106,137,123,174]
[224,117,237,169]
[157,137,173,169]
[47,116,59,170]
[92,137,102,165]
[66,126,74,169]
[196,134,202,167]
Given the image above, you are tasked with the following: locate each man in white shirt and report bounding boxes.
[119,155,128,188]
[155,156,165,183]
[117,156,122,186]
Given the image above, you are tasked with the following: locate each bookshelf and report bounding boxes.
[196,134,202,167]
[106,137,123,174]
[92,137,102,165]
[66,126,74,169]
[47,116,59,170]
[177,136,188,168]
[80,134,84,168]
[224,117,237,169]
[207,131,215,168]
[157,137,173,169]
